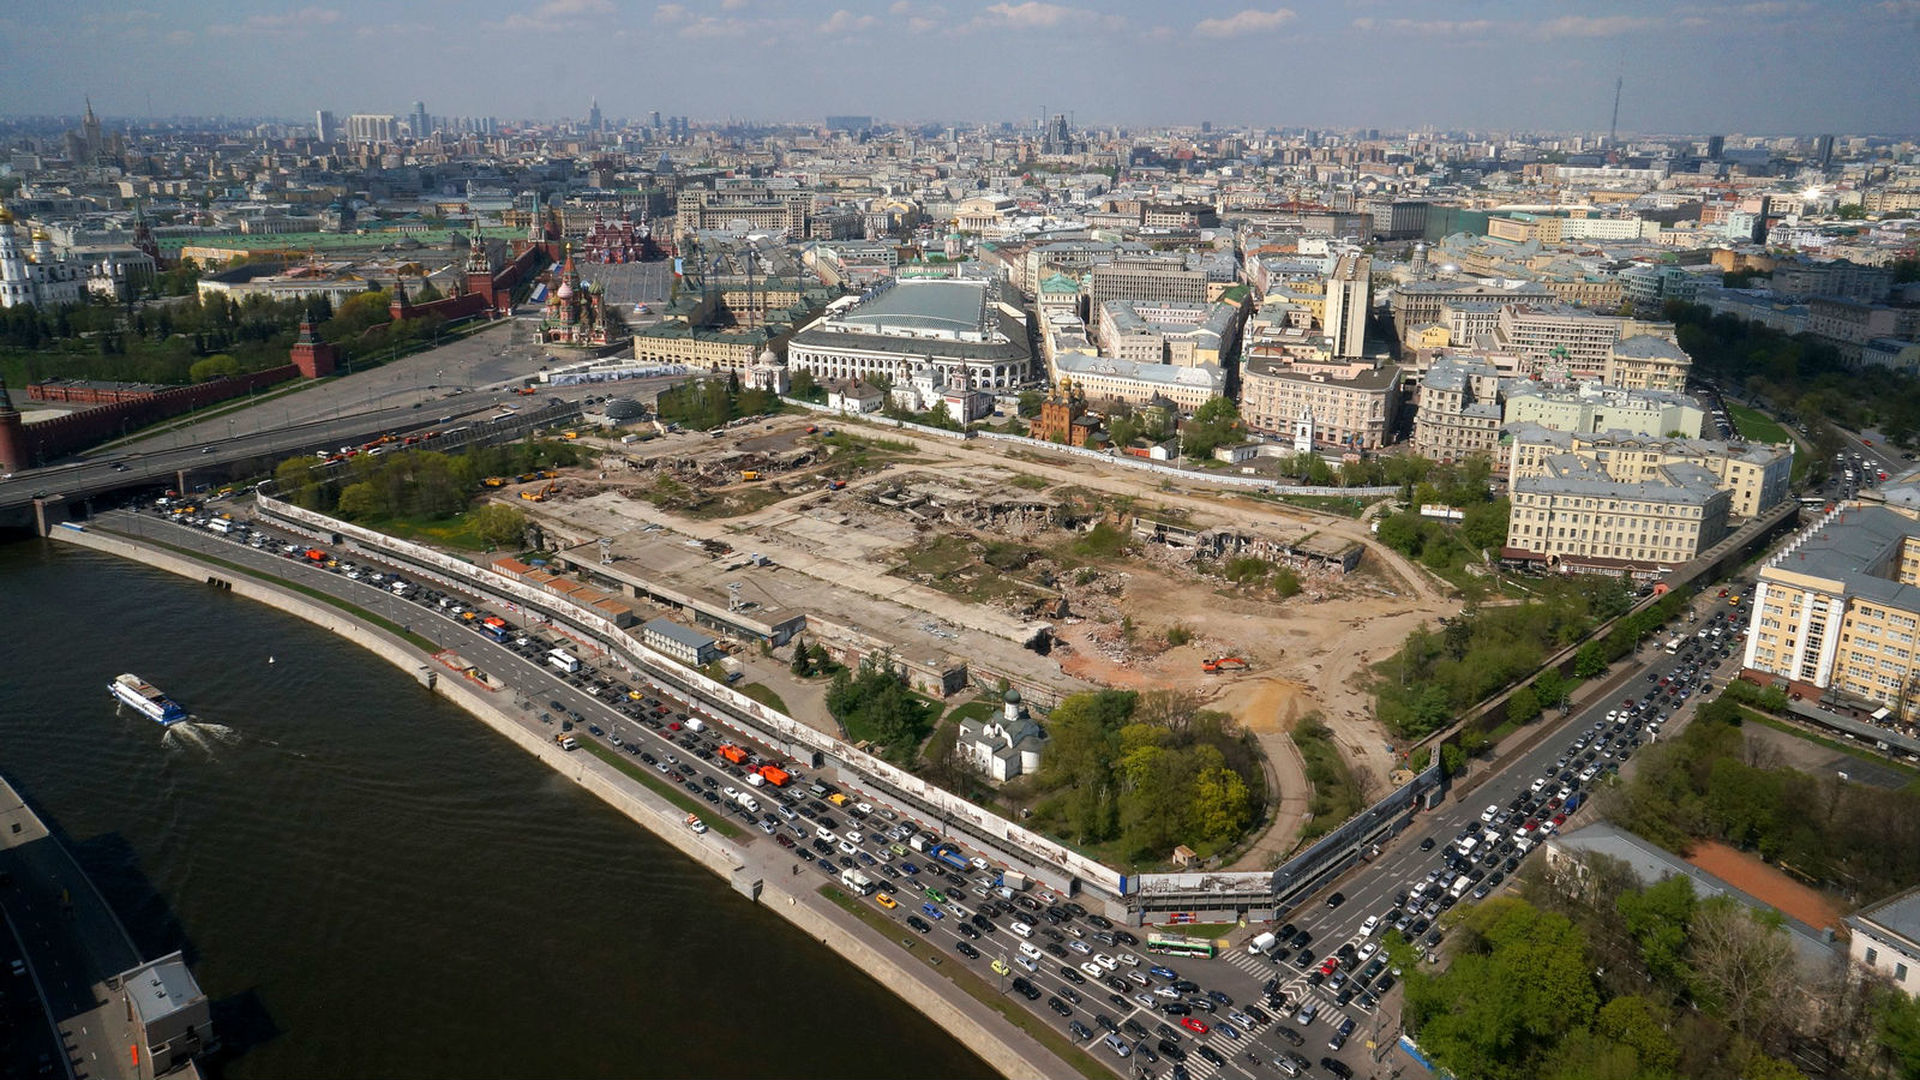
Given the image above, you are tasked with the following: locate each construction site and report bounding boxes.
[491,410,1462,866]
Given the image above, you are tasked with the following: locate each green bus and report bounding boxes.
[1146,932,1218,959]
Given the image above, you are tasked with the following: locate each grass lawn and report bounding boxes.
[945,699,1000,728]
[1263,493,1372,518]
[577,739,744,839]
[1727,402,1792,445]
[358,509,494,552]
[816,885,1111,1080]
[736,682,788,713]
[1293,719,1363,841]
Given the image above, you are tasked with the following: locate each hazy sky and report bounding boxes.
[4,0,1916,134]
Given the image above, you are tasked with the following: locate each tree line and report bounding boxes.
[654,372,783,431]
[1025,689,1264,863]
[272,439,583,537]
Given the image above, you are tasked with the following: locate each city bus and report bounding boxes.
[547,649,582,674]
[1146,932,1218,959]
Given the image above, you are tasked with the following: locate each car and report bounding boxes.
[1059,964,1086,984]
[1480,803,1499,822]
[1329,1017,1357,1050]
[1359,914,1381,938]
[955,922,981,940]
[1150,965,1179,981]
[1160,1001,1192,1016]
[1356,941,1379,964]
[1068,1020,1093,1041]
[1292,949,1314,969]
[906,915,931,934]
[1294,1001,1319,1026]
[1047,996,1073,1017]
[1326,891,1346,908]
[1321,1056,1355,1079]
[1272,1023,1305,1047]
[991,958,1011,975]
[1158,1039,1188,1062]
[1418,836,1436,851]
[1197,1045,1226,1067]
[874,891,898,909]
[919,902,944,921]
[956,940,981,959]
[1093,952,1118,970]
[1081,961,1104,979]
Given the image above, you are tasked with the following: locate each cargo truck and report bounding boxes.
[685,718,706,734]
[995,870,1032,898]
[554,733,579,751]
[718,744,750,765]
[756,765,790,787]
[930,842,970,873]
[733,790,760,814]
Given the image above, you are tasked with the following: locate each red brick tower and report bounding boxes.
[0,374,27,474]
[464,231,496,314]
[289,317,338,379]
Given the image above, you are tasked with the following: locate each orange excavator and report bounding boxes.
[1201,656,1250,674]
[520,480,557,502]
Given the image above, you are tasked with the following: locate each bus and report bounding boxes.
[547,649,582,674]
[1146,932,1218,959]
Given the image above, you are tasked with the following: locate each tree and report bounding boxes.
[472,503,529,549]
[1506,685,1541,725]
[789,635,813,676]
[1874,982,1920,1079]
[1439,742,1467,778]
[1616,873,1697,994]
[1574,641,1608,678]
[1687,898,1794,1039]
[335,481,386,520]
[1189,759,1253,844]
[188,353,240,381]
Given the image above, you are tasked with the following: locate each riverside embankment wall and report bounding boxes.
[50,525,1062,1080]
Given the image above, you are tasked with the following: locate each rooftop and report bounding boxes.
[836,279,988,337]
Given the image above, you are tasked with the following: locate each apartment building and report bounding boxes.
[1094,300,1241,368]
[1742,502,1920,717]
[1389,279,1554,343]
[1051,350,1224,411]
[1506,455,1731,572]
[1603,334,1694,393]
[1493,304,1643,376]
[1506,424,1792,520]
[1240,355,1400,451]
[1412,356,1503,461]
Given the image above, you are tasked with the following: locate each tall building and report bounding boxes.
[345,114,396,144]
[588,97,603,133]
[408,101,431,138]
[1505,455,1732,573]
[1322,253,1370,359]
[1813,134,1835,169]
[314,109,336,143]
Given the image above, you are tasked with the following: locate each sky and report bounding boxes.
[3,0,1917,135]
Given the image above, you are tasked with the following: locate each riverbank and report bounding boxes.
[50,524,1072,1080]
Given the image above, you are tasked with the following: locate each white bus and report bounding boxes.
[547,649,582,674]
[1664,637,1683,654]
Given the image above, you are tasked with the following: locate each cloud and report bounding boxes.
[494,0,615,32]
[978,2,1080,29]
[820,8,878,32]
[1193,8,1297,38]
[1876,0,1920,13]
[654,3,690,22]
[890,0,947,30]
[1534,14,1658,37]
[721,0,752,8]
[1351,16,1491,35]
[208,6,342,36]
[82,10,159,25]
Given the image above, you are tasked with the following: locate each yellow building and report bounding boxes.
[1743,502,1920,717]
[1506,455,1731,571]
[1506,426,1792,520]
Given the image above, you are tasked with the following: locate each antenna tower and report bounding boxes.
[1609,75,1622,146]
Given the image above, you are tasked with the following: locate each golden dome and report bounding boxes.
[0,207,12,224]
[30,227,48,242]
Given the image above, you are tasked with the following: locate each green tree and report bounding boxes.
[335,481,386,520]
[1594,996,1679,1073]
[1874,983,1920,1078]
[1574,641,1608,678]
[1616,872,1697,993]
[1189,760,1253,843]
[789,635,813,676]
[471,503,528,549]
[188,353,240,381]
[1439,742,1467,778]
[1506,685,1541,725]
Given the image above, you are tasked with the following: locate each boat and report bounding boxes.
[109,673,188,726]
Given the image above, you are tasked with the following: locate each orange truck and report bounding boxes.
[757,765,791,788]
[718,744,749,765]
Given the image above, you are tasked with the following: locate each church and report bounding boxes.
[537,248,625,347]
[0,209,87,310]
[957,690,1048,783]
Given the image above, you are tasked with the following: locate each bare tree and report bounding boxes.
[1741,732,1786,771]
[1689,899,1797,1043]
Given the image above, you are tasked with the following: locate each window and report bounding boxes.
[1867,947,1880,965]
[1900,963,1911,982]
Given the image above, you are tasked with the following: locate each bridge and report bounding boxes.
[0,399,580,534]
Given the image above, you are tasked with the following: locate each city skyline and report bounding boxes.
[1,0,1916,135]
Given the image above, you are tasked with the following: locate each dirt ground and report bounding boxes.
[1684,839,1846,933]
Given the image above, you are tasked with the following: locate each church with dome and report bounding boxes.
[0,209,87,310]
[957,690,1049,783]
[537,247,625,347]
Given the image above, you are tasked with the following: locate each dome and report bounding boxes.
[556,279,574,299]
[757,348,779,366]
[603,398,646,421]
[1003,688,1022,705]
[0,207,12,224]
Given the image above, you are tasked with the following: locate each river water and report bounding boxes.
[0,539,991,1079]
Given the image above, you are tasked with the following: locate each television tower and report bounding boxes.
[1608,75,1622,146]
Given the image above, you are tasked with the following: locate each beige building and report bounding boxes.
[1088,258,1207,308]
[1094,299,1240,368]
[1742,500,1920,717]
[1603,334,1694,393]
[1506,424,1793,520]
[1389,279,1554,343]
[1412,357,1504,461]
[1240,355,1400,451]
[1502,382,1705,439]
[1848,887,1920,996]
[1506,455,1731,571]
[1492,304,1670,377]
[1322,252,1371,359]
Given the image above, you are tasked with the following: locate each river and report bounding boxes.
[0,538,992,1079]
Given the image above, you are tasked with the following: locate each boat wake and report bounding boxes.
[161,718,240,758]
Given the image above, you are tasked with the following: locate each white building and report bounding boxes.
[787,278,1033,390]
[1849,887,1920,995]
[0,212,87,310]
[958,690,1047,782]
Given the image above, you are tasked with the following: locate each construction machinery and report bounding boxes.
[740,470,761,481]
[520,481,557,502]
[482,476,507,488]
[1201,656,1250,674]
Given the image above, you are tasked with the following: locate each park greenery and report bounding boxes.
[1171,396,1244,459]
[1375,576,1639,739]
[1370,455,1510,573]
[1399,873,1920,1080]
[1666,298,1916,456]
[271,439,584,543]
[1023,689,1264,863]
[824,653,938,761]
[653,371,784,431]
[1609,688,1920,902]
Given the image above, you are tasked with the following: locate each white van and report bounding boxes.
[1019,942,1045,963]
[1010,920,1034,938]
[1450,876,1473,899]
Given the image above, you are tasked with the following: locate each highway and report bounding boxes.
[102,503,1751,1080]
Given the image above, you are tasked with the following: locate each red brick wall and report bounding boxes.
[15,365,300,465]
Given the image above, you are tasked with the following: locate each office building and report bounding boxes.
[1322,253,1370,359]
[1505,455,1731,573]
[1087,258,1207,309]
[1239,354,1400,451]
[409,101,431,138]
[1603,334,1694,393]
[1412,356,1503,461]
[345,113,396,144]
[1506,425,1792,520]
[1389,280,1554,343]
[1501,382,1705,439]
[641,617,722,666]
[314,109,336,143]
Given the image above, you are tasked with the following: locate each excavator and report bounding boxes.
[1201,656,1250,674]
[520,480,557,502]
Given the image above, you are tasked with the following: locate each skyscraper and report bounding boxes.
[314,109,336,143]
[1322,253,1371,359]
[588,98,603,133]
[409,101,431,138]
[1813,134,1835,169]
